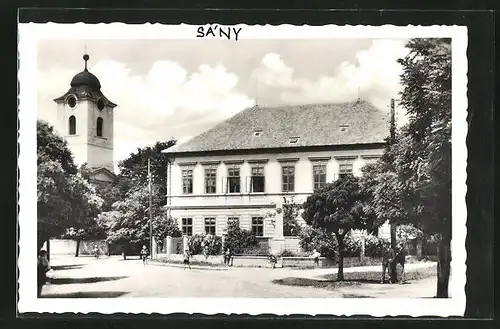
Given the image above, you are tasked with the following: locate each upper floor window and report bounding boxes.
[227,166,241,193]
[182,169,193,194]
[96,117,103,137]
[313,164,327,191]
[182,218,193,236]
[339,162,354,178]
[68,115,76,135]
[205,168,217,194]
[227,217,239,227]
[204,217,216,235]
[251,217,264,237]
[251,165,265,193]
[281,164,295,192]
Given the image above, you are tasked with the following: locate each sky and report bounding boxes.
[37,38,410,169]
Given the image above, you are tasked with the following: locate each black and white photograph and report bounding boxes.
[18,23,467,316]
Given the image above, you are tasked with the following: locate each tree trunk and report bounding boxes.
[436,234,451,298]
[46,239,51,262]
[336,233,345,281]
[390,223,397,283]
[75,240,80,257]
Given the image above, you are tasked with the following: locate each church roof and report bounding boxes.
[165,100,389,156]
[54,54,117,108]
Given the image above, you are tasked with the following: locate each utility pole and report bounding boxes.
[148,158,153,259]
[389,98,397,283]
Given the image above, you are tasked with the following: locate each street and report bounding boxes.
[40,255,439,298]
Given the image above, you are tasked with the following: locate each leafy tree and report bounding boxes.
[302,175,372,280]
[397,38,452,297]
[118,140,176,204]
[224,219,258,254]
[37,121,103,252]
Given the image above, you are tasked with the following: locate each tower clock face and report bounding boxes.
[97,98,105,111]
[67,95,77,108]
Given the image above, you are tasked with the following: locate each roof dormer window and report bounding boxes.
[254,129,263,137]
[340,124,349,132]
[289,136,300,144]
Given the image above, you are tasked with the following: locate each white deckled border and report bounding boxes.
[18,23,468,316]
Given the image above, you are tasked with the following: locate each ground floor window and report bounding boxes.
[251,217,264,236]
[339,162,354,178]
[182,217,193,236]
[204,217,216,235]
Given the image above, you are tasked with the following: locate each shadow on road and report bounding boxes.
[272,277,361,289]
[41,291,128,298]
[49,276,128,285]
[342,293,374,298]
[51,264,86,271]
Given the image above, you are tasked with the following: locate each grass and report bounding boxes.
[273,265,437,290]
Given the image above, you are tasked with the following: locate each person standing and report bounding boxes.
[183,249,192,270]
[93,245,100,259]
[37,250,50,297]
[381,244,395,284]
[140,245,149,266]
[311,249,321,268]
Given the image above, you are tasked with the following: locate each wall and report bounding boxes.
[168,148,383,238]
[86,101,114,170]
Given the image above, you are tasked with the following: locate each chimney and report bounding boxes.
[390,98,396,143]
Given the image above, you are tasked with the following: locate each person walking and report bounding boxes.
[93,245,100,259]
[224,248,231,266]
[37,250,50,297]
[381,244,395,284]
[140,245,149,266]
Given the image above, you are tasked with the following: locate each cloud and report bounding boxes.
[254,39,409,123]
[38,60,255,166]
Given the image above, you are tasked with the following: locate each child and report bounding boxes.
[311,249,321,267]
[183,250,191,270]
[140,245,149,266]
[268,254,277,269]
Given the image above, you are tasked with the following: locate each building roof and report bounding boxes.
[54,54,117,108]
[166,100,389,155]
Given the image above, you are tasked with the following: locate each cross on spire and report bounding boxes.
[83,54,90,71]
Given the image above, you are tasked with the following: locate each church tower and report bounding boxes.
[54,54,117,174]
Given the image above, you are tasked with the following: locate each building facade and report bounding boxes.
[53,54,117,184]
[165,101,391,253]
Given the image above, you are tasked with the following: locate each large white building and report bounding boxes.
[164,101,391,253]
[52,54,117,185]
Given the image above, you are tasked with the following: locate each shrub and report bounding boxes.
[239,244,270,256]
[343,234,363,257]
[364,234,390,257]
[201,234,222,256]
[225,219,258,253]
[187,234,205,255]
[277,249,298,257]
[299,226,337,258]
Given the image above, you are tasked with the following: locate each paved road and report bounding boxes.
[41,255,438,298]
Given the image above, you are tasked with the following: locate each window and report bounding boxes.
[251,217,264,237]
[227,166,240,193]
[182,169,193,194]
[228,217,239,226]
[251,165,265,193]
[182,218,193,236]
[339,163,353,178]
[68,115,76,135]
[282,165,295,192]
[204,217,216,235]
[204,168,217,194]
[97,117,103,137]
[313,164,327,191]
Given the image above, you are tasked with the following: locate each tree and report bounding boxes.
[37,121,103,252]
[224,219,258,254]
[118,140,176,204]
[282,197,302,236]
[302,175,372,280]
[397,38,452,297]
